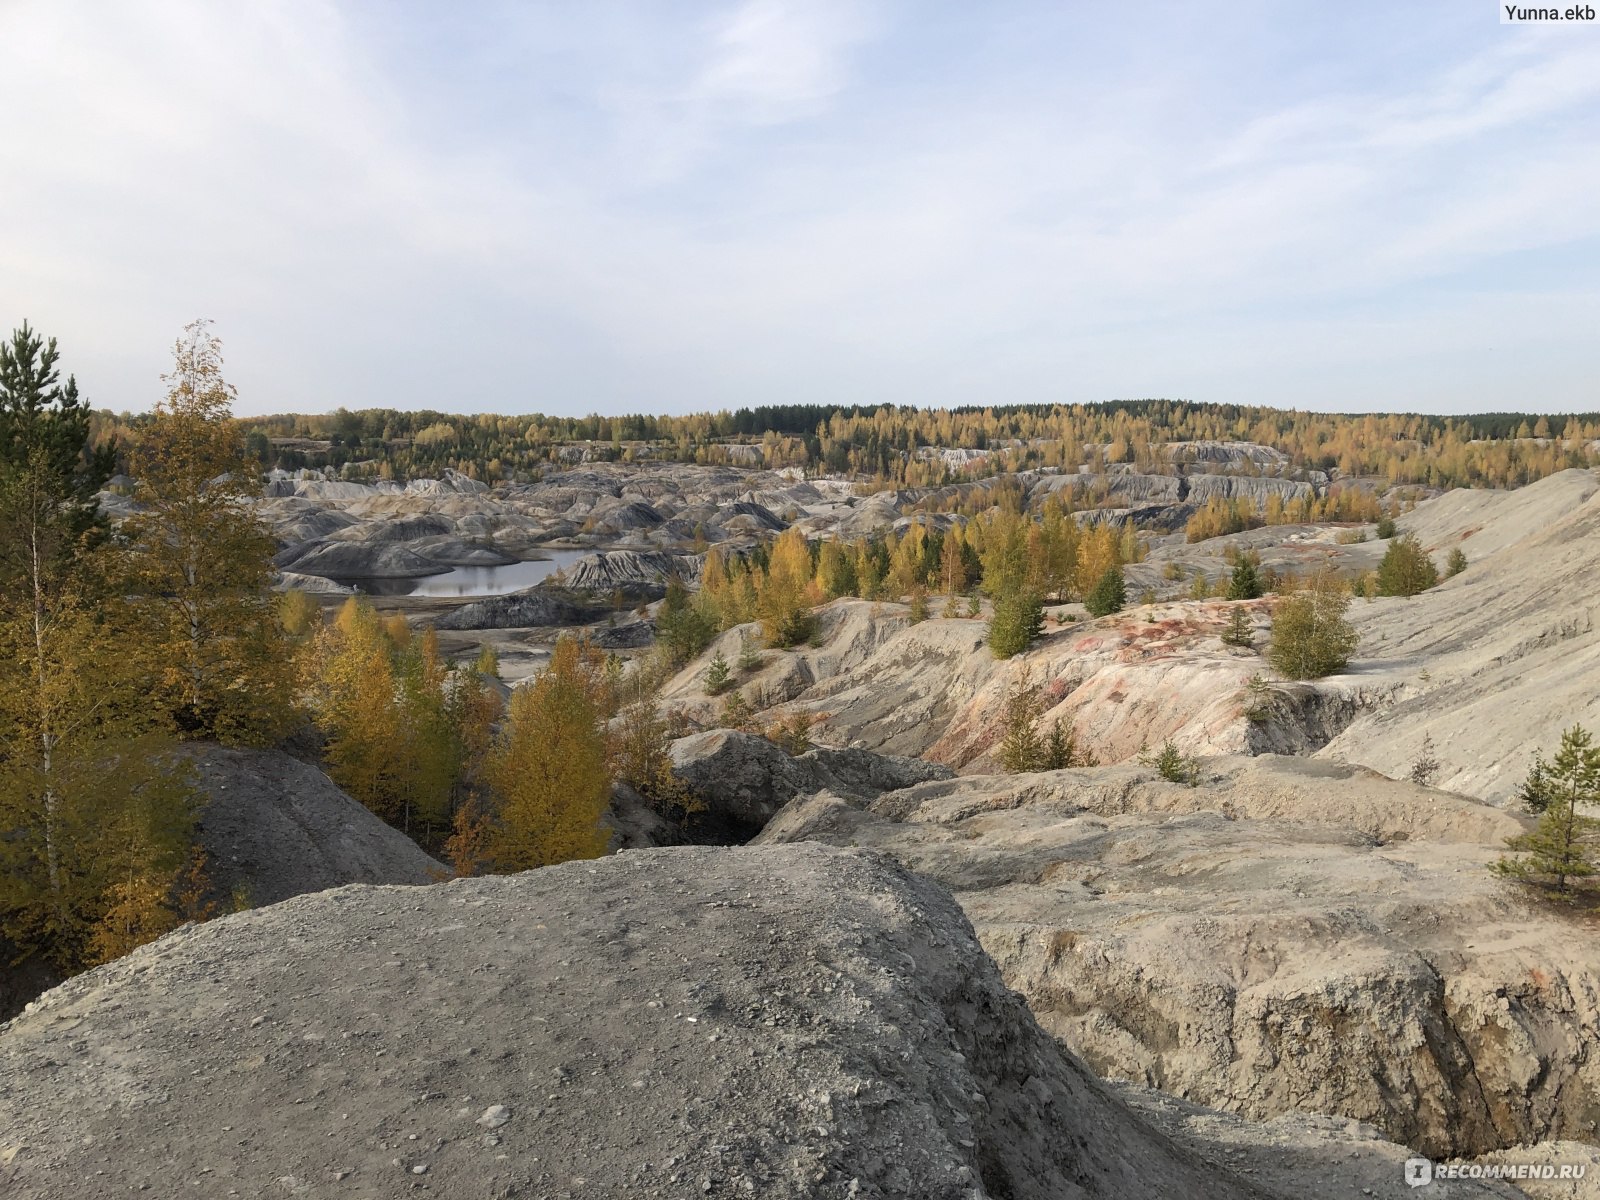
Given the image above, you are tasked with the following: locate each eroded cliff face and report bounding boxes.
[662,598,1316,769]
[756,760,1600,1160]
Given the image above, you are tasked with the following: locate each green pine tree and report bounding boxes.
[988,590,1044,659]
[1084,565,1126,617]
[1227,555,1263,600]
[1221,606,1253,648]
[1494,726,1600,894]
[704,649,732,695]
[997,671,1046,772]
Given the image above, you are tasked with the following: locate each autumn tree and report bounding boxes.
[311,598,406,820]
[1267,574,1359,679]
[0,323,195,971]
[277,588,322,638]
[389,627,462,841]
[758,527,816,647]
[983,511,1044,658]
[480,635,611,870]
[1495,726,1600,894]
[125,321,297,742]
[938,525,973,597]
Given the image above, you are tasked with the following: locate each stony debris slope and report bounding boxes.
[0,844,1311,1200]
[1,745,443,1022]
[757,760,1600,1161]
[185,744,445,907]
[1321,468,1600,802]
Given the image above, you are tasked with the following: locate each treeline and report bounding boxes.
[0,321,298,972]
[1184,488,1386,541]
[87,397,1600,493]
[656,503,1144,671]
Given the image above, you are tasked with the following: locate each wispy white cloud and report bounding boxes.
[0,0,1596,415]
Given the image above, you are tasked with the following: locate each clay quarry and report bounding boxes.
[6,442,1600,1199]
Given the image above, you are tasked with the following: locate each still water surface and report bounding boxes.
[335,549,589,597]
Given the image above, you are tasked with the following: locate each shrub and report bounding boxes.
[1084,565,1126,618]
[767,709,822,756]
[1409,734,1440,787]
[1375,515,1397,539]
[1241,673,1274,722]
[1145,739,1199,786]
[1268,575,1358,679]
[1446,547,1468,578]
[988,591,1044,659]
[719,689,757,732]
[1376,533,1440,597]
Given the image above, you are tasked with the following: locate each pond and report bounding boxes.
[340,549,591,597]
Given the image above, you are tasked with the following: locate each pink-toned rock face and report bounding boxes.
[660,595,1281,772]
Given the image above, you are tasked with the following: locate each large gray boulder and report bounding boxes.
[668,728,953,841]
[183,744,443,909]
[273,539,450,580]
[1,745,440,1022]
[431,588,591,631]
[0,844,1480,1199]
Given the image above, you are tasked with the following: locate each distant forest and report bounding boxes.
[89,399,1600,491]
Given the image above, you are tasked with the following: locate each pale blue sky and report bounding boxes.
[2,1,1597,417]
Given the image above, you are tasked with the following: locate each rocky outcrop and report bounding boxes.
[1,745,440,1022]
[273,571,353,594]
[1183,473,1314,505]
[273,538,451,579]
[663,599,1276,770]
[0,844,1508,1200]
[430,588,592,631]
[183,744,444,909]
[668,729,953,841]
[756,759,1600,1159]
[557,549,696,597]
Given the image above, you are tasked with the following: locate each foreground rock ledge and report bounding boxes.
[0,846,1511,1199]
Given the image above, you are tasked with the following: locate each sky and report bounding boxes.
[2,1,1598,418]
